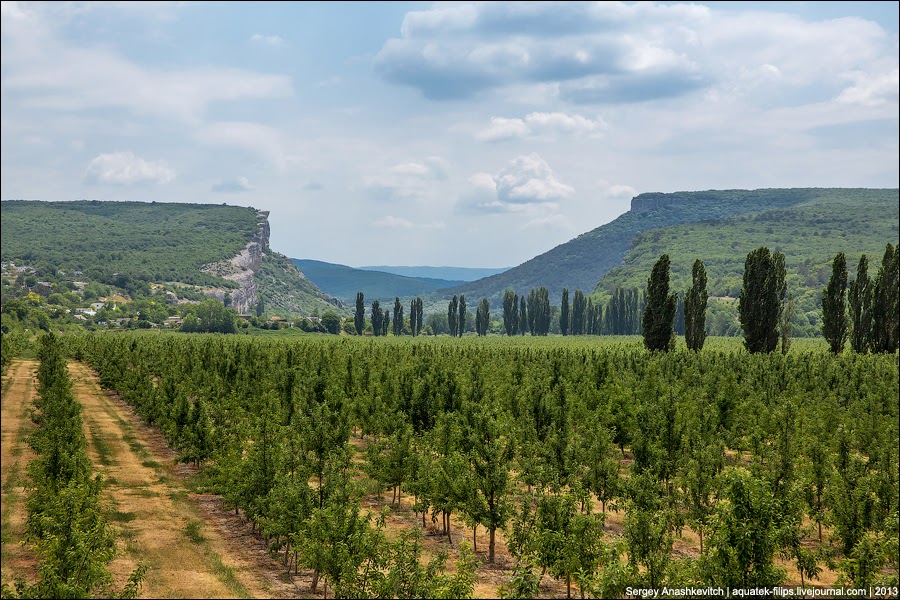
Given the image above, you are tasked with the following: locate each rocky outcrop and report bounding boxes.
[201,210,270,313]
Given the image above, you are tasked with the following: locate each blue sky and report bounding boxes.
[2,1,897,268]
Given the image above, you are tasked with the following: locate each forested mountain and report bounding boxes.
[359,265,508,281]
[0,200,343,317]
[292,259,465,304]
[442,188,899,307]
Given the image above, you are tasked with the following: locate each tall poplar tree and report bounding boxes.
[519,296,528,335]
[738,247,786,354]
[684,259,708,351]
[822,253,849,354]
[393,297,404,336]
[642,254,677,352]
[458,295,467,337]
[560,288,570,336]
[872,243,899,353]
[476,298,490,336]
[572,290,585,335]
[354,292,365,336]
[409,298,418,337]
[371,300,382,337]
[448,296,459,337]
[503,290,518,336]
[416,297,424,336]
[848,255,872,353]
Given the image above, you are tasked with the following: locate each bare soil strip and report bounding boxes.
[1,359,40,591]
[67,361,303,599]
[69,363,296,598]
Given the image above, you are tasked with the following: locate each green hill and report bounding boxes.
[442,189,898,310]
[593,188,899,336]
[1,200,343,318]
[441,188,834,305]
[292,259,465,304]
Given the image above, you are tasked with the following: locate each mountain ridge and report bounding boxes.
[440,188,896,306]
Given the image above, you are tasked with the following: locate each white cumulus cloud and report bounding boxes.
[477,112,606,141]
[837,68,899,107]
[84,151,174,186]
[494,153,574,204]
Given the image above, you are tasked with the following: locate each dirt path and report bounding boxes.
[67,361,304,599]
[1,359,40,591]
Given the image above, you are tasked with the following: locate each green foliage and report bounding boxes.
[449,188,889,307]
[458,295,467,337]
[67,332,899,594]
[181,299,237,334]
[371,299,383,337]
[475,298,490,337]
[739,247,787,353]
[15,332,146,599]
[560,288,570,336]
[254,251,344,318]
[822,253,849,353]
[643,254,677,352]
[320,311,341,335]
[702,470,786,589]
[448,295,459,337]
[848,255,873,353]
[1,200,258,288]
[596,189,898,338]
[872,243,899,353]
[526,287,551,335]
[502,289,518,336]
[685,259,708,351]
[354,292,365,335]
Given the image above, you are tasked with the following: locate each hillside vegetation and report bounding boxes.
[443,188,898,307]
[261,255,347,316]
[0,200,343,323]
[594,189,899,335]
[1,200,258,289]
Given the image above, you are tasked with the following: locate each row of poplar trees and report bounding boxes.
[354,292,425,337]
[642,242,899,354]
[822,243,899,354]
[642,255,709,352]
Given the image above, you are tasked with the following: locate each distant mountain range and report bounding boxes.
[5,190,896,328]
[358,265,509,281]
[291,259,470,304]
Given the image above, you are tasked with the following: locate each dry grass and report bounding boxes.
[1,360,41,591]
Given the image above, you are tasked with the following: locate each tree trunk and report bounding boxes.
[567,573,571,598]
[311,570,319,592]
[445,512,453,545]
[489,527,495,563]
